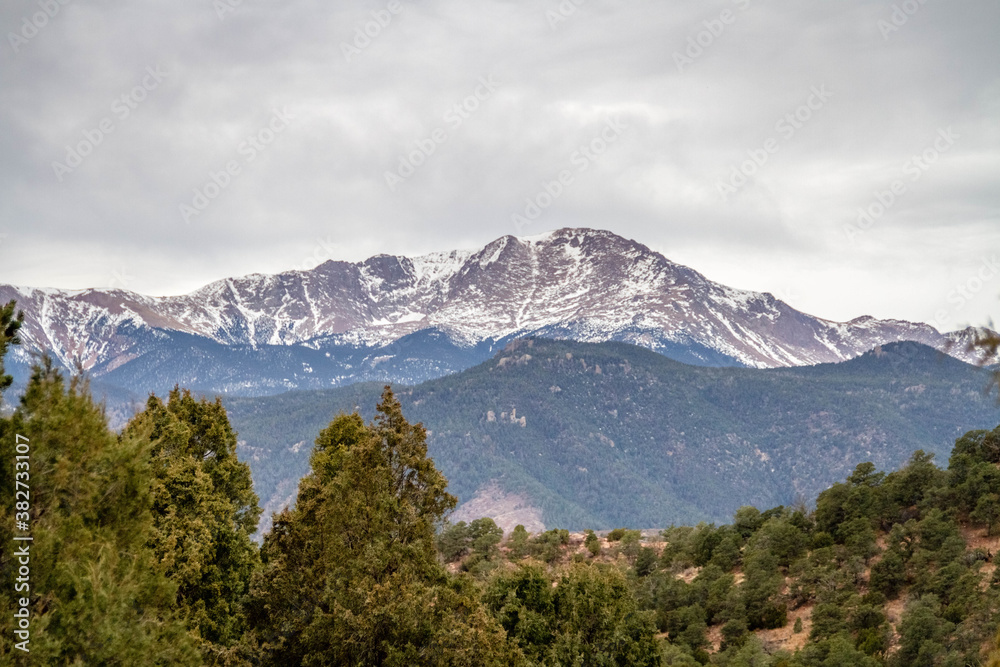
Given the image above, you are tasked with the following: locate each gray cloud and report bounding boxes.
[1,0,997,332]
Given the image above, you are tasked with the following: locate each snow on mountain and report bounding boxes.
[0,228,987,390]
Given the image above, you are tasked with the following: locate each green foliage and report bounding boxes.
[461,518,505,575]
[607,527,628,542]
[794,633,881,667]
[660,525,697,570]
[0,361,199,664]
[750,515,808,568]
[882,450,948,519]
[951,423,1000,464]
[471,518,505,553]
[720,617,749,651]
[741,545,786,631]
[635,547,659,577]
[507,523,530,560]
[733,506,763,539]
[716,636,784,667]
[521,528,572,564]
[241,387,516,665]
[485,562,662,665]
[124,387,262,658]
[438,520,474,562]
[690,523,724,567]
[548,564,663,666]
[850,604,890,656]
[437,517,503,568]
[619,528,644,562]
[0,299,23,397]
[892,595,956,666]
[585,529,601,557]
[951,425,1000,534]
[709,531,742,571]
[972,493,1000,535]
[869,548,906,599]
[484,563,555,662]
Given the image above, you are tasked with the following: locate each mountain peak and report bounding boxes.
[0,228,990,392]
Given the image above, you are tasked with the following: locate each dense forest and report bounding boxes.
[3,299,1000,665]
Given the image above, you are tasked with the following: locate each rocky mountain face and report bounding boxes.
[0,228,985,396]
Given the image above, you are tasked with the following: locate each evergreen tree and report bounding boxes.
[740,544,786,630]
[0,299,23,397]
[548,564,662,666]
[0,300,23,649]
[892,594,955,667]
[124,387,262,661]
[1,360,199,664]
[438,520,474,562]
[485,562,661,666]
[242,387,516,666]
[584,529,601,557]
[508,524,530,560]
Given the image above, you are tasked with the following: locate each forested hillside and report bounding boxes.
[435,417,1000,665]
[226,337,1000,532]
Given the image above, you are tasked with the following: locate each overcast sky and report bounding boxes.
[1,0,998,332]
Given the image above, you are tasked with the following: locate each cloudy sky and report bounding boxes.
[1,0,998,332]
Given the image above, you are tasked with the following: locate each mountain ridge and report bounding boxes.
[1,228,988,396]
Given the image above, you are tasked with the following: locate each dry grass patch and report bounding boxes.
[754,604,814,653]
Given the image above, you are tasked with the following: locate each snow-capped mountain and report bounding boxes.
[0,228,986,396]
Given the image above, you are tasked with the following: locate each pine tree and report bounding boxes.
[1,360,200,664]
[242,386,518,666]
[123,387,261,661]
[0,300,24,658]
[0,299,23,398]
[584,529,600,557]
[484,562,661,665]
